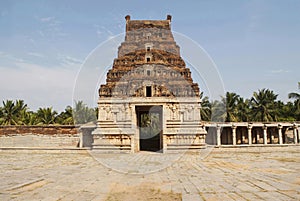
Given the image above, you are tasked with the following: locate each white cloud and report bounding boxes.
[94,24,115,39]
[0,62,78,111]
[36,16,67,39]
[27,52,44,58]
[270,69,290,74]
[39,16,55,22]
[57,54,83,67]
[37,30,45,37]
[0,52,26,63]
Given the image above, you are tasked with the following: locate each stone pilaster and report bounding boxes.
[293,124,298,144]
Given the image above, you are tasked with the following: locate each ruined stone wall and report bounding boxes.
[0,126,80,148]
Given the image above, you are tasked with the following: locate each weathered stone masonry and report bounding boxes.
[0,126,80,148]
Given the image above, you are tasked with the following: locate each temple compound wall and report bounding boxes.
[0,126,80,148]
[0,123,299,149]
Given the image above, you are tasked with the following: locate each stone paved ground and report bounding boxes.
[0,146,299,201]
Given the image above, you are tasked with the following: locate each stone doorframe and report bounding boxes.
[135,105,163,152]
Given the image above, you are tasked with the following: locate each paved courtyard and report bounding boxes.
[0,146,299,201]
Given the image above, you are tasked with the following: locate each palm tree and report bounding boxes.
[0,100,20,125]
[249,88,278,122]
[288,92,300,100]
[211,92,240,122]
[211,100,226,122]
[200,92,211,121]
[24,111,40,125]
[57,106,74,125]
[0,105,3,123]
[223,92,240,122]
[236,97,250,122]
[276,100,296,121]
[288,92,300,120]
[73,101,97,124]
[15,100,29,125]
[288,92,300,108]
[36,107,58,125]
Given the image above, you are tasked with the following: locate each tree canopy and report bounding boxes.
[202,88,299,122]
[0,100,97,126]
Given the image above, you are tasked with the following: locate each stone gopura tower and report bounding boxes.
[92,15,207,152]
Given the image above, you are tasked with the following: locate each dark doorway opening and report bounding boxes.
[136,106,162,152]
[146,86,152,97]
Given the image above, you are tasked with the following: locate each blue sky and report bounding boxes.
[0,0,299,111]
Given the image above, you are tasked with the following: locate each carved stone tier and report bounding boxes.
[92,97,206,152]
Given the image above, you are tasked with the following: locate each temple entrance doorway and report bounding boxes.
[136,106,163,152]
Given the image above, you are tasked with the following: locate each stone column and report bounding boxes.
[241,129,245,144]
[293,124,298,144]
[263,125,268,145]
[298,127,300,144]
[256,129,260,144]
[278,124,283,145]
[248,125,252,145]
[79,132,84,148]
[270,128,274,144]
[163,135,167,152]
[130,135,135,153]
[232,125,237,146]
[216,125,221,146]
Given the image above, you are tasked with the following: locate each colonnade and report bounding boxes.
[205,122,300,146]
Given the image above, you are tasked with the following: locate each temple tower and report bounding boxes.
[92,15,207,152]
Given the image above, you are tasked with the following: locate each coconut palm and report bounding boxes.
[288,92,300,100]
[0,100,23,125]
[15,100,29,125]
[236,97,250,122]
[200,92,211,121]
[276,100,296,121]
[211,100,226,122]
[288,92,300,120]
[36,107,58,125]
[288,92,300,108]
[24,111,40,125]
[249,89,278,122]
[223,92,240,122]
[212,92,240,122]
[73,101,97,124]
[57,106,74,125]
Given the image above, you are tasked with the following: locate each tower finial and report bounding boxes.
[167,15,172,21]
[125,15,131,21]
